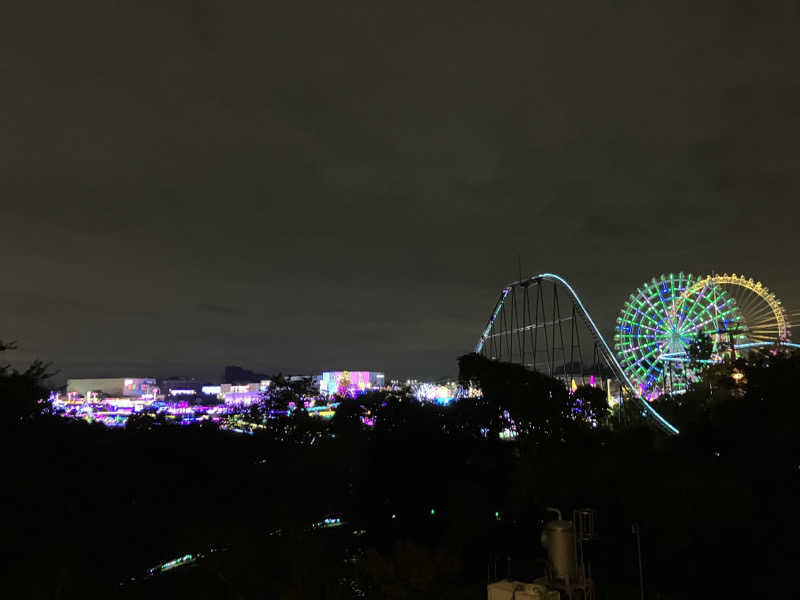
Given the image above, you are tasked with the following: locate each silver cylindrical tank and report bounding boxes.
[540,520,577,582]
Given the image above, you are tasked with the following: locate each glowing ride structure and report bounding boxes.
[685,274,790,344]
[474,273,680,434]
[474,272,795,436]
[614,273,794,399]
[614,273,741,398]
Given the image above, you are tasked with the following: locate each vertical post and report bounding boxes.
[554,286,568,382]
[532,283,539,369]
[551,283,557,377]
[539,284,550,373]
[633,523,644,600]
[522,284,528,368]
[508,288,515,361]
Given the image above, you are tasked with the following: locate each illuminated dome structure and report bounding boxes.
[614,273,792,398]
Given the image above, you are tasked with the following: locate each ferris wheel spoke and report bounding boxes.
[687,304,741,334]
[681,283,720,329]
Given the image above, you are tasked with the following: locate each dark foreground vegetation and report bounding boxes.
[2,345,798,598]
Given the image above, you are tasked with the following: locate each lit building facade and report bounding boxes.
[220,382,264,405]
[67,378,157,398]
[318,371,385,397]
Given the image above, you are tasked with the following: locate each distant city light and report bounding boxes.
[412,382,457,404]
[48,370,491,433]
[169,389,195,396]
[319,371,384,397]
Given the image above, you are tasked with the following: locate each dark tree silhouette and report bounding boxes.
[687,330,714,365]
[0,340,53,425]
[570,384,610,425]
[458,352,575,441]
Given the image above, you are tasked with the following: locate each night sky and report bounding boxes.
[3,2,799,383]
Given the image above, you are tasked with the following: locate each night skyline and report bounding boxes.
[3,2,799,382]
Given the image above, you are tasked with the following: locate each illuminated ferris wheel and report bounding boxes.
[615,272,793,398]
[614,273,744,397]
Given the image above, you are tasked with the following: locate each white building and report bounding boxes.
[220,382,263,405]
[66,378,157,398]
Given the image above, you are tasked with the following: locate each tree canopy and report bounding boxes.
[0,340,53,426]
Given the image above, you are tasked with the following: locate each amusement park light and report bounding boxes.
[473,272,681,435]
[615,273,744,397]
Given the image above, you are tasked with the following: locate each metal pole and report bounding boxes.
[633,523,644,600]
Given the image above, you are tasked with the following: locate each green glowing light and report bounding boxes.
[614,273,742,396]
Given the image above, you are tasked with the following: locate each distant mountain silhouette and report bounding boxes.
[223,365,270,384]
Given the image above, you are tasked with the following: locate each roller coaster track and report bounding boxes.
[475,273,681,435]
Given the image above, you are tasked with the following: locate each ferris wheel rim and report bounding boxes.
[684,273,790,341]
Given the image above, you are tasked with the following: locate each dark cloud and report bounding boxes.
[2,1,799,382]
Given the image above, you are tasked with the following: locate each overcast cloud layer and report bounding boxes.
[2,1,799,382]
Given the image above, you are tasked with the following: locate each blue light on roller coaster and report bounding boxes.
[477,273,680,435]
[734,341,800,350]
[476,288,512,354]
[536,274,679,435]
